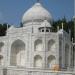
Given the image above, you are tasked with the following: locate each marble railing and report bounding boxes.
[0,67,75,75]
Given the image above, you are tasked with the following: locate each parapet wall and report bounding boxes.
[0,67,75,75]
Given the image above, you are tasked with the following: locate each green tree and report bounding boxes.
[0,23,10,36]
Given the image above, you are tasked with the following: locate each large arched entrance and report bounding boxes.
[10,39,25,66]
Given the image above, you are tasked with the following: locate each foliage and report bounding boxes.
[0,23,10,36]
[52,17,74,39]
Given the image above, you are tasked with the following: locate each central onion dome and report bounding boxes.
[22,2,53,26]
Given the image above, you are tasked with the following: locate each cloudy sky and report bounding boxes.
[0,0,74,26]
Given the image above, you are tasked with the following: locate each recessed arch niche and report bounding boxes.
[0,42,4,52]
[47,55,56,69]
[0,42,4,65]
[48,40,55,51]
[65,44,69,68]
[34,39,43,51]
[10,39,25,66]
[0,55,3,65]
[34,55,42,68]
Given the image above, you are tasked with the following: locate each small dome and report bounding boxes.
[22,3,53,25]
[40,20,52,28]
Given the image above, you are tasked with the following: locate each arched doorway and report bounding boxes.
[34,55,42,68]
[34,39,43,51]
[10,39,25,66]
[47,55,56,69]
[65,44,69,68]
[48,40,55,51]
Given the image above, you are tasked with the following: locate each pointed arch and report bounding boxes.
[48,40,55,51]
[34,55,42,68]
[34,39,43,51]
[47,55,56,69]
[0,55,3,65]
[0,42,4,52]
[10,39,25,66]
[65,44,69,68]
[0,42,4,65]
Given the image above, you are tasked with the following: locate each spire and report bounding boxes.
[57,26,59,31]
[73,0,75,43]
[74,0,75,16]
[61,22,64,30]
[32,17,34,33]
[72,37,74,43]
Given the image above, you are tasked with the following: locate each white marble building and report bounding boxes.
[0,2,75,75]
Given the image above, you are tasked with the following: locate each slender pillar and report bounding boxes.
[73,16,75,71]
[73,0,75,71]
[73,16,75,42]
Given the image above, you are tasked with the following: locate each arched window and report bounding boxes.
[34,39,43,51]
[47,55,56,69]
[0,55,3,65]
[65,44,69,68]
[34,55,42,68]
[0,42,4,52]
[48,40,55,51]
[0,42,4,65]
[46,29,49,32]
[10,39,25,66]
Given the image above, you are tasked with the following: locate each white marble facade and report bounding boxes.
[0,2,75,75]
